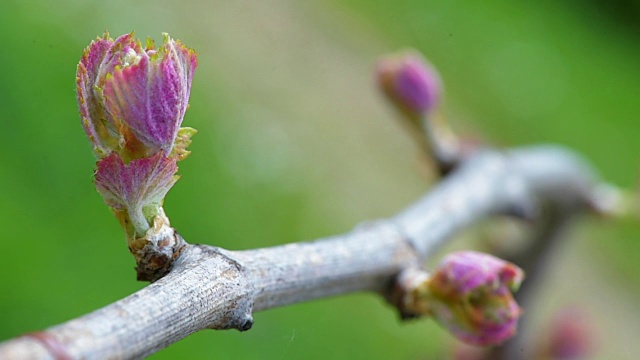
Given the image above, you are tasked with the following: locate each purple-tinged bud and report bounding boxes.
[537,308,594,359]
[377,51,441,117]
[95,152,178,237]
[76,32,197,161]
[426,251,524,346]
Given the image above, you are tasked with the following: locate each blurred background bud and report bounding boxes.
[536,307,594,360]
[377,51,441,118]
[426,251,524,346]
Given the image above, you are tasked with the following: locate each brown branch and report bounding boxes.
[0,145,600,359]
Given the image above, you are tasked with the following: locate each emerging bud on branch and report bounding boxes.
[377,51,441,118]
[76,32,197,280]
[388,252,523,346]
[377,50,465,174]
[427,251,524,346]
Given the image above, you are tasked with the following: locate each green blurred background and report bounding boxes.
[1,0,639,358]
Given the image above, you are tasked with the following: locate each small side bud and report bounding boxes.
[388,252,523,346]
[376,50,465,174]
[427,251,524,346]
[377,51,441,118]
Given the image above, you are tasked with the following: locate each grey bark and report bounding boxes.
[0,146,600,359]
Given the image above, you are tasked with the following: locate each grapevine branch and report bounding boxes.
[0,145,601,359]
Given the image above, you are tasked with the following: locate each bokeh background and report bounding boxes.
[1,0,639,358]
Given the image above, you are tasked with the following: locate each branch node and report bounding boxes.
[386,267,430,320]
[193,245,256,332]
[134,229,187,282]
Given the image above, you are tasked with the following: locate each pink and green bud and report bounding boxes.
[426,251,524,346]
[77,32,197,248]
[76,32,197,161]
[377,51,441,117]
[95,152,178,237]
